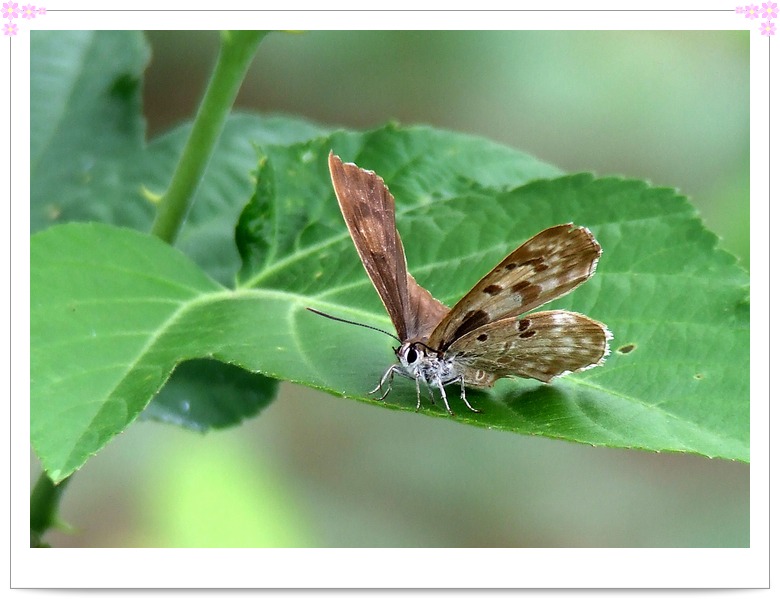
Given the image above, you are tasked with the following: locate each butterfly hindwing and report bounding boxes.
[448,310,611,385]
[428,224,602,351]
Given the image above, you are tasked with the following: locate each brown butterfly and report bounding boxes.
[316,152,611,415]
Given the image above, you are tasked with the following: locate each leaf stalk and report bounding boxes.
[150,30,268,243]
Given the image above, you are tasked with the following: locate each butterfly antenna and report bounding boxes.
[306,307,402,343]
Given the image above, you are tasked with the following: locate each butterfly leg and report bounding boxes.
[459,376,482,413]
[435,379,454,416]
[370,364,398,401]
[413,379,437,412]
[425,383,436,405]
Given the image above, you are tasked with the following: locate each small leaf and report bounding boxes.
[139,359,278,432]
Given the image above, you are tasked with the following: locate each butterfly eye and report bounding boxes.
[406,347,418,364]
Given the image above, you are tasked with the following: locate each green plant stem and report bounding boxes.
[150,30,268,244]
[30,472,71,545]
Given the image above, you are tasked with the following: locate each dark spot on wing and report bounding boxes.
[449,309,490,343]
[516,318,531,332]
[510,281,541,302]
[519,330,536,339]
[504,263,518,270]
[483,284,503,296]
[617,344,636,354]
[512,281,531,292]
[693,373,704,380]
[477,333,488,342]
[522,256,549,272]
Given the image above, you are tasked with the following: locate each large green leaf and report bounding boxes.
[240,136,749,461]
[31,129,748,482]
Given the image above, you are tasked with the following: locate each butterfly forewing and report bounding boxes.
[448,310,611,384]
[328,153,448,342]
[428,224,602,351]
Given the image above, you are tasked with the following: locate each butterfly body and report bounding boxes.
[325,152,611,415]
[389,341,469,415]
[397,342,456,386]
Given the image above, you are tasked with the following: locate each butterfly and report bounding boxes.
[317,152,611,415]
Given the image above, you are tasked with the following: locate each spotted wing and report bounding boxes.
[328,152,448,342]
[428,224,602,351]
[448,310,611,386]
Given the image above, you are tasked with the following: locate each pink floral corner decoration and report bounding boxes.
[2,0,43,35]
[2,2,19,19]
[738,3,777,34]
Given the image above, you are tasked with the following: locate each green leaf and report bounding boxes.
[31,127,748,482]
[32,224,222,482]
[31,31,150,230]
[138,358,278,432]
[137,115,326,430]
[30,31,328,283]
[237,124,562,281]
[144,114,329,285]
[30,31,329,441]
[237,132,748,461]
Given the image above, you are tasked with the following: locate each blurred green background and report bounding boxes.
[38,30,749,548]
